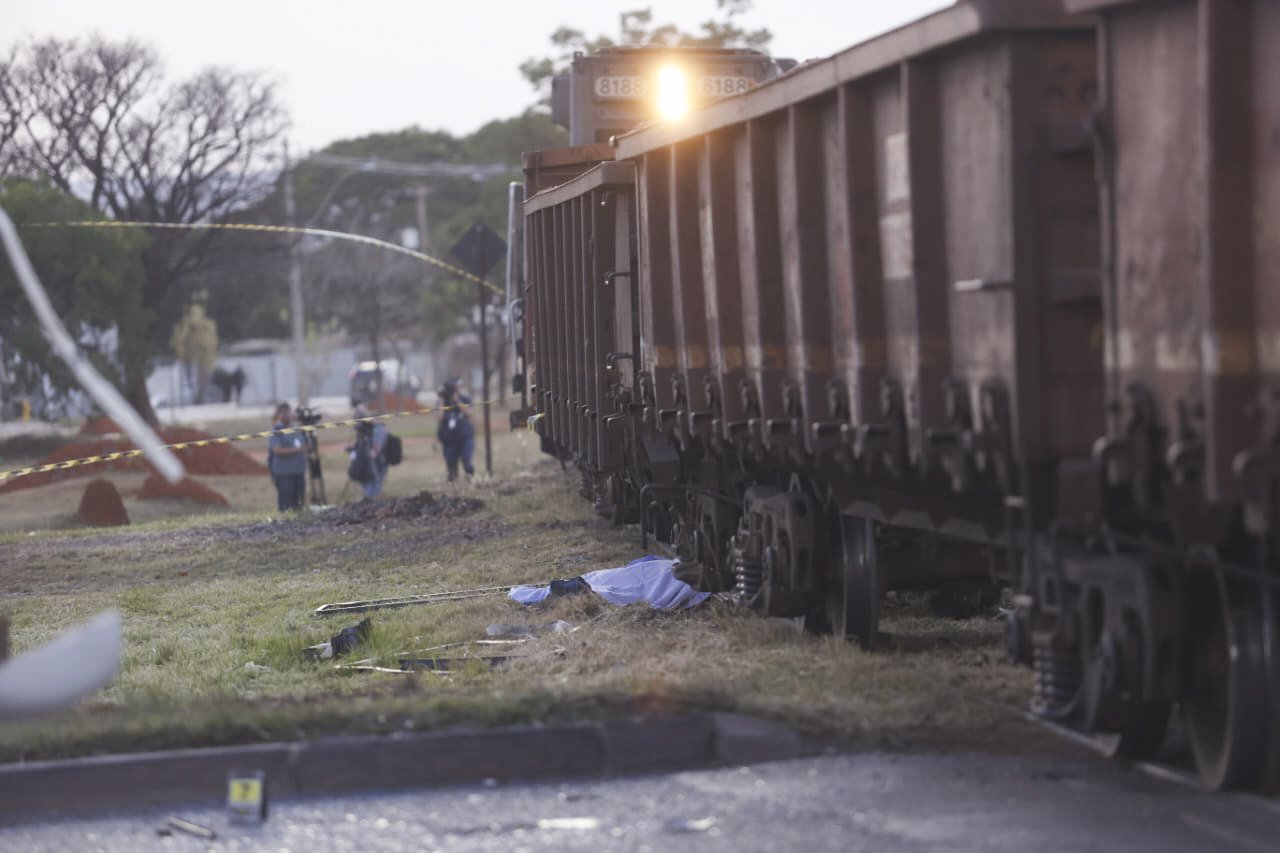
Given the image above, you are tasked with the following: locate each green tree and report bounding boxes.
[182,229,291,344]
[0,179,148,418]
[307,208,423,392]
[0,36,287,424]
[169,113,566,364]
[170,302,219,404]
[519,1,772,104]
[241,113,566,352]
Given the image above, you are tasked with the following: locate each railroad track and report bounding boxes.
[1019,708,1280,813]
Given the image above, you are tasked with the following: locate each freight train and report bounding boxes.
[506,0,1279,793]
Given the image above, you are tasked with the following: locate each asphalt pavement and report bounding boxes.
[4,748,1278,852]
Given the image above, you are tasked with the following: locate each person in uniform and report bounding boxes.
[349,404,389,497]
[437,379,475,483]
[267,403,307,511]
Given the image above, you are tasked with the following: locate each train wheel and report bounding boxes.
[604,474,637,525]
[825,514,880,651]
[1181,567,1270,790]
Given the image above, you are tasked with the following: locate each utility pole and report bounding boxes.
[282,142,309,406]
[450,222,504,478]
[414,185,430,252]
[478,242,492,477]
[414,185,436,394]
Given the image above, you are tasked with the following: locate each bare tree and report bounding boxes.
[0,57,20,174]
[308,206,424,408]
[0,37,286,423]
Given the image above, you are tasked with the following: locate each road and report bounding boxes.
[4,748,1277,852]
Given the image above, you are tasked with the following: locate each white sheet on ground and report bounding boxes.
[509,557,710,610]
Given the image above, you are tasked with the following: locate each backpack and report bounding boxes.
[347,436,374,484]
[384,433,403,466]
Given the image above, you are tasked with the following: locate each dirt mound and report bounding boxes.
[316,490,483,526]
[157,427,267,476]
[0,426,267,494]
[79,416,123,435]
[77,478,130,526]
[373,392,426,413]
[0,437,137,494]
[138,473,229,507]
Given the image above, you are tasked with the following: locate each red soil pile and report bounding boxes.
[79,416,124,435]
[138,473,229,507]
[158,427,268,476]
[0,437,138,494]
[77,478,130,526]
[374,391,427,413]
[0,426,267,494]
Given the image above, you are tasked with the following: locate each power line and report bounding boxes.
[303,153,511,182]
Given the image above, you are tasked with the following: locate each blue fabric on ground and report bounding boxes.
[509,585,551,605]
[508,557,710,610]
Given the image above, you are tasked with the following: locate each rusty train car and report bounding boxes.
[512,0,1279,792]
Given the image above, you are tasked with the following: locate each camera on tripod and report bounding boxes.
[294,406,323,427]
[292,406,327,505]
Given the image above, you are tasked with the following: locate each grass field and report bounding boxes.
[0,415,1039,762]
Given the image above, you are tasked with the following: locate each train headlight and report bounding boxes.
[656,65,690,120]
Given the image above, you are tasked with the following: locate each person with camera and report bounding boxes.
[348,404,389,497]
[437,378,475,483]
[268,402,307,511]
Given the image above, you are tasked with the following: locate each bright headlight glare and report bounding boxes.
[656,65,689,120]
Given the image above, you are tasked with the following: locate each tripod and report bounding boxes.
[304,430,327,506]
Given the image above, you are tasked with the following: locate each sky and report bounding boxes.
[1,0,952,152]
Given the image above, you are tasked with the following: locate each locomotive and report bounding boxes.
[549,46,788,146]
[507,0,1280,793]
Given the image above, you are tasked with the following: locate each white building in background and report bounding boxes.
[145,332,490,410]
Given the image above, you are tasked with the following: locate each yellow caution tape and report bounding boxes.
[0,402,494,484]
[22,220,505,295]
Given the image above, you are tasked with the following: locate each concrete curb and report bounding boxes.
[0,712,819,825]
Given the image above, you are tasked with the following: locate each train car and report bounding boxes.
[527,0,1100,641]
[511,47,789,432]
[517,0,1279,792]
[1065,0,1280,792]
[509,144,619,431]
